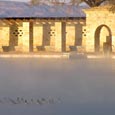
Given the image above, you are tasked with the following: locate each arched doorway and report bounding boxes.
[95,25,112,53]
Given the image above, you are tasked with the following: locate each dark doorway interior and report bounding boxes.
[95,25,112,53]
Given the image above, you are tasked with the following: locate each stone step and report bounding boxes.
[68,46,85,53]
[45,46,55,52]
[36,46,45,51]
[0,46,3,52]
[76,46,85,53]
[15,46,23,52]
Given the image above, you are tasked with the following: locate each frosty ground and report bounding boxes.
[0,58,115,115]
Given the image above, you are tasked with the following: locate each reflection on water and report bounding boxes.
[0,58,115,115]
[0,97,61,105]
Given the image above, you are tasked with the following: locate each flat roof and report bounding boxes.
[0,1,86,18]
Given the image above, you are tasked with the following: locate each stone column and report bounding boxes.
[22,22,29,52]
[55,22,62,52]
[112,36,115,53]
[82,26,87,52]
[55,22,66,52]
[29,21,33,52]
[62,22,66,52]
[33,24,43,52]
[0,26,10,52]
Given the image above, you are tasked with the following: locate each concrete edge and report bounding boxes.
[0,54,70,59]
[87,55,115,59]
[0,53,115,59]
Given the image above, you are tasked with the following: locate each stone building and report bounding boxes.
[0,1,115,54]
[0,1,85,53]
[84,5,115,54]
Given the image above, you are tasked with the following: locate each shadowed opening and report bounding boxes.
[95,25,112,53]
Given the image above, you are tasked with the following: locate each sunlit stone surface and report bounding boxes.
[84,5,115,53]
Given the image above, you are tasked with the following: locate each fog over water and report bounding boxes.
[0,58,115,115]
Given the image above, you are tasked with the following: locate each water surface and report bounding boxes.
[0,58,115,115]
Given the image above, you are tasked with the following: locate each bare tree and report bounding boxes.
[107,0,115,12]
[30,0,115,6]
[30,0,41,5]
[108,0,115,4]
[83,0,106,7]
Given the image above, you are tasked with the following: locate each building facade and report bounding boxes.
[0,1,115,54]
[0,1,86,53]
[0,18,85,53]
[84,5,115,54]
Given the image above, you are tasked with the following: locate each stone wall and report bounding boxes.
[66,21,84,52]
[33,20,85,52]
[0,21,30,53]
[1,7,115,54]
[0,26,9,52]
[33,22,55,52]
[84,5,115,53]
[0,19,85,53]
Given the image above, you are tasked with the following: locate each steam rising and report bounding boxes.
[0,58,115,115]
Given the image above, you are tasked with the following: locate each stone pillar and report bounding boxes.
[82,26,87,52]
[66,23,75,51]
[55,22,62,52]
[22,22,29,52]
[62,22,66,52]
[33,24,43,52]
[55,22,66,52]
[112,36,115,53]
[0,26,10,52]
[29,21,33,52]
[0,27,3,52]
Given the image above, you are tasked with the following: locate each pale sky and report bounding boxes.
[0,0,30,2]
[0,0,71,2]
[0,0,85,5]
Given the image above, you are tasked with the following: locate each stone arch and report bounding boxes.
[95,25,112,53]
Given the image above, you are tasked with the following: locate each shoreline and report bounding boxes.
[0,52,114,59]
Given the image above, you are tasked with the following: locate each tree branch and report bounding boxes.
[96,0,107,6]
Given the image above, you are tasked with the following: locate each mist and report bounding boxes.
[0,58,115,114]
